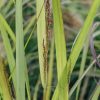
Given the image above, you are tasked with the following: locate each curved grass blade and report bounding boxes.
[69,54,100,97]
[0,14,16,44]
[0,24,16,91]
[52,0,100,99]
[0,12,31,100]
[68,0,100,74]
[76,22,100,100]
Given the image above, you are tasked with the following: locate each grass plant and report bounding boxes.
[0,0,100,100]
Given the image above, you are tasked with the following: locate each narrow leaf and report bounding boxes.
[0,23,16,91]
[37,0,47,88]
[52,0,100,99]
[16,0,25,99]
[0,14,16,44]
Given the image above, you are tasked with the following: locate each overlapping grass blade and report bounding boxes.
[0,14,15,44]
[76,37,89,100]
[68,0,100,74]
[0,23,16,91]
[16,0,26,99]
[69,54,100,97]
[52,0,100,99]
[24,16,36,35]
[0,13,31,100]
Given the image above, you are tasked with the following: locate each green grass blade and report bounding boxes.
[91,86,100,100]
[52,0,67,80]
[52,63,69,100]
[16,0,25,99]
[76,37,89,100]
[69,55,100,97]
[0,24,16,91]
[24,16,36,35]
[24,24,36,49]
[0,14,16,44]
[25,65,31,100]
[0,12,31,100]
[37,0,47,88]
[33,77,40,100]
[52,0,100,99]
[45,38,54,100]
[52,0,67,99]
[68,0,100,74]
